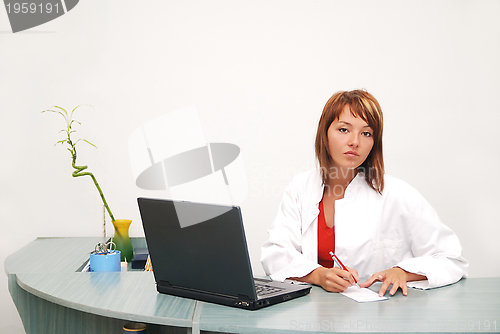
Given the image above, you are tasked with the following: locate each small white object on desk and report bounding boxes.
[340,286,388,302]
[121,261,128,272]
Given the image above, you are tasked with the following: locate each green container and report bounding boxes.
[112,219,134,262]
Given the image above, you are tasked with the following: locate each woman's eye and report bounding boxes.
[362,132,373,137]
[339,128,348,133]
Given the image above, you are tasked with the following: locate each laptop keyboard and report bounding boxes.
[255,283,285,296]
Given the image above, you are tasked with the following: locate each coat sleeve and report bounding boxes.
[260,179,321,282]
[394,187,469,289]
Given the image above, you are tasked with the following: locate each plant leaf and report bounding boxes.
[82,139,97,148]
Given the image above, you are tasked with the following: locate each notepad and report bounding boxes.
[340,286,388,302]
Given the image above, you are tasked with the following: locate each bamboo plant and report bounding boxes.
[42,105,115,222]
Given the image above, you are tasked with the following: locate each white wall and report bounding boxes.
[1,1,499,332]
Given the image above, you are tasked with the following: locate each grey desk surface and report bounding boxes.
[4,237,196,328]
[198,278,500,333]
[5,237,500,333]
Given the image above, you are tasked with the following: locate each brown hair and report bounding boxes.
[314,90,385,194]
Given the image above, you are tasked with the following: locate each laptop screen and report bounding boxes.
[138,198,258,300]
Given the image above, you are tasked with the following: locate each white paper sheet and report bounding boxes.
[340,286,388,302]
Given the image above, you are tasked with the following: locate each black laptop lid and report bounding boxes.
[138,198,258,300]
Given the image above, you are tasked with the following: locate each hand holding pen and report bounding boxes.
[329,251,360,288]
[291,253,360,292]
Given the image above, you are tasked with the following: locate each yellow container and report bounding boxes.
[112,219,134,262]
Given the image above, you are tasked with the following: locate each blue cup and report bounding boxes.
[89,250,121,272]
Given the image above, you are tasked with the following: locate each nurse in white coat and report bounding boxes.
[260,90,468,297]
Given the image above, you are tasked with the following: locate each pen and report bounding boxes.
[329,251,360,288]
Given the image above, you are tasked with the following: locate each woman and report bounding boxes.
[260,90,468,297]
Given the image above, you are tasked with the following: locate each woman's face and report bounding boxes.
[327,104,374,171]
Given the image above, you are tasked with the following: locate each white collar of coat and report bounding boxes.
[302,170,367,233]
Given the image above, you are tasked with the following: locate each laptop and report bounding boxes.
[137,197,311,310]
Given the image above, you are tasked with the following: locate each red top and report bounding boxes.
[317,199,335,268]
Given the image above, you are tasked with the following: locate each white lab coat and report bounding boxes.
[260,169,468,289]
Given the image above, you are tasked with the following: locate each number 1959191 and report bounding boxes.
[6,2,60,14]
[457,320,497,331]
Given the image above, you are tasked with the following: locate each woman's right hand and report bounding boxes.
[292,266,359,292]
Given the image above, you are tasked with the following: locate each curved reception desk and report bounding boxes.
[5,237,195,334]
[5,237,500,334]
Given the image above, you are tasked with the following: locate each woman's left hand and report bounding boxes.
[359,267,426,297]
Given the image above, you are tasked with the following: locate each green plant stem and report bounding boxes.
[72,162,115,222]
[43,105,116,223]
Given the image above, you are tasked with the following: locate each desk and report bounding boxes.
[5,237,195,334]
[198,279,500,333]
[5,238,500,334]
